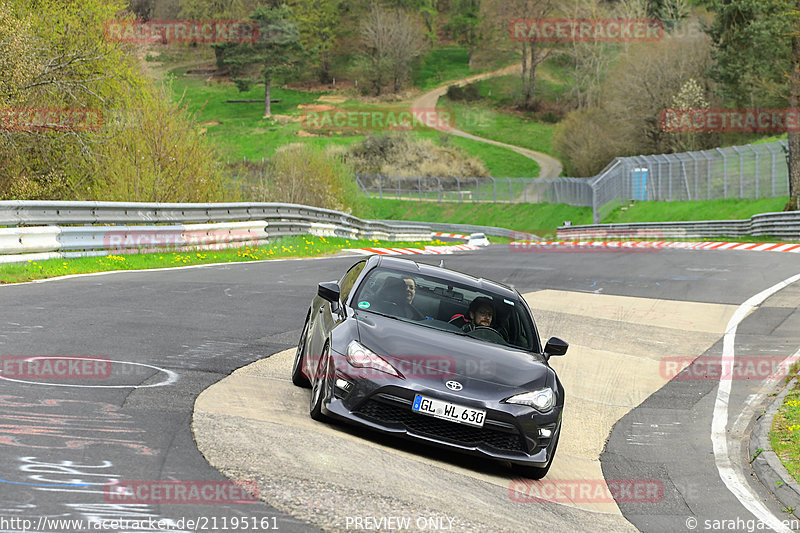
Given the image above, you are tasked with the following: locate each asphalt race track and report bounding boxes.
[1,245,800,533]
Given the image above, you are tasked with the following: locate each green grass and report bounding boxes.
[354,198,592,236]
[603,197,789,224]
[169,68,541,176]
[770,362,800,484]
[0,235,450,284]
[412,47,476,91]
[466,71,568,109]
[444,99,557,156]
[411,46,517,91]
[355,196,796,237]
[170,70,340,160]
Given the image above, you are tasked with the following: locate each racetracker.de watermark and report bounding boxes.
[0,107,103,131]
[303,353,498,380]
[104,19,259,44]
[509,18,663,42]
[301,107,454,132]
[102,229,261,253]
[660,108,800,133]
[1,356,112,380]
[508,478,663,503]
[104,480,258,504]
[660,356,797,381]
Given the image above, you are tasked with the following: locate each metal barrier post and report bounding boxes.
[716,148,727,198]
[749,145,759,198]
[738,145,745,198]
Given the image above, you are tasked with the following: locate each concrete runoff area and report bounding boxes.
[193,290,738,532]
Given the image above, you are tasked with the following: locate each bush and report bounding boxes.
[445,83,481,102]
[91,85,225,202]
[251,143,360,213]
[345,133,489,177]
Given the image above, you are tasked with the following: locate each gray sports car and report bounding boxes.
[292,255,568,478]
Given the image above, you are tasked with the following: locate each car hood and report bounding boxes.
[353,311,551,389]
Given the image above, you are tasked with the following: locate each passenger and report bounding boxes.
[402,276,417,306]
[378,276,423,319]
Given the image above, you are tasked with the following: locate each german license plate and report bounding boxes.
[412,394,486,428]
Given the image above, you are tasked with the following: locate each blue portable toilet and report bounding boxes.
[632,168,648,201]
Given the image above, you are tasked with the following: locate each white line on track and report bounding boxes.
[712,272,800,533]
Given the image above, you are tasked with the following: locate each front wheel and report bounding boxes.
[291,311,311,388]
[309,343,331,421]
[513,433,559,480]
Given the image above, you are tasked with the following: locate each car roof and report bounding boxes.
[372,255,518,300]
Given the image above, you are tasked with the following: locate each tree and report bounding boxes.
[558,0,620,110]
[483,0,554,110]
[706,0,800,209]
[224,5,301,117]
[553,34,714,175]
[0,0,142,198]
[179,0,263,73]
[445,0,482,67]
[360,6,427,95]
[0,0,227,201]
[289,0,341,83]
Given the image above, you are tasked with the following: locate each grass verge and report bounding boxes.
[604,198,790,224]
[354,198,592,236]
[0,236,448,284]
[356,196,800,238]
[770,362,800,485]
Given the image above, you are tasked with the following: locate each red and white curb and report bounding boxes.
[511,240,800,253]
[345,244,480,256]
[432,232,469,240]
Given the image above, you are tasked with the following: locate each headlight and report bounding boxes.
[504,388,555,412]
[346,340,399,377]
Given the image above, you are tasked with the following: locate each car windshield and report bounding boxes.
[352,267,539,352]
[469,233,485,239]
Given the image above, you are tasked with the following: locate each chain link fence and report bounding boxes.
[355,140,790,224]
[591,141,789,223]
[354,174,593,206]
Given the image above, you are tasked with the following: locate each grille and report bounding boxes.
[356,398,524,452]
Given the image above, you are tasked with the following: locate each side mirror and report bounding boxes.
[318,281,341,307]
[543,337,568,359]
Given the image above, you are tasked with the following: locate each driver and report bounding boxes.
[450,296,495,332]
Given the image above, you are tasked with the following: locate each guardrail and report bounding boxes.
[556,211,800,240]
[0,201,433,264]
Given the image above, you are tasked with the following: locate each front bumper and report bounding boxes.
[321,366,562,468]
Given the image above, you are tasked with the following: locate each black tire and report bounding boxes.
[291,311,311,388]
[514,433,559,480]
[309,343,331,421]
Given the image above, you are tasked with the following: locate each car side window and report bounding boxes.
[339,260,366,305]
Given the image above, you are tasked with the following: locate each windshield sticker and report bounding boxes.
[358,301,370,309]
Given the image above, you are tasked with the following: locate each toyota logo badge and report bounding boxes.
[445,380,463,391]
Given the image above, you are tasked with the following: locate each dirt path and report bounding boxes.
[410,64,563,182]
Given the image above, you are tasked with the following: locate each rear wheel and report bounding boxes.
[291,311,311,388]
[309,343,331,421]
